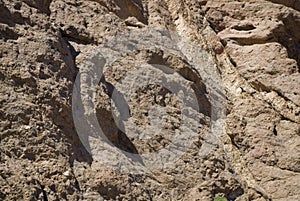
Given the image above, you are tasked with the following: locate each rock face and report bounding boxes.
[0,0,299,200]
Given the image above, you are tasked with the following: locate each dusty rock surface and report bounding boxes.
[0,0,299,200]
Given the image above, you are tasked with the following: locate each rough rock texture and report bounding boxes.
[202,1,300,200]
[0,0,299,201]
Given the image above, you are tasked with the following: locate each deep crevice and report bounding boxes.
[35,180,49,201]
[273,125,278,136]
[22,0,52,15]
[274,13,300,69]
[0,25,20,41]
[232,24,256,31]
[0,2,31,26]
[229,55,237,67]
[63,37,80,61]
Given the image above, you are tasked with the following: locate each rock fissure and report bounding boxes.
[1,0,299,200]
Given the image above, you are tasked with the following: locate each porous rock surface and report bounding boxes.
[0,0,299,200]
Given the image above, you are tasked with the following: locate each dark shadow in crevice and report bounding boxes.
[0,2,31,27]
[0,26,20,41]
[35,180,49,201]
[275,13,300,70]
[278,14,300,72]
[198,0,208,7]
[22,0,52,15]
[63,37,80,64]
[232,24,256,31]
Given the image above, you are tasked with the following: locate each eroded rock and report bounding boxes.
[0,0,299,200]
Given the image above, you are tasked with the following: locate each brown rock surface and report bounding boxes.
[0,0,299,201]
